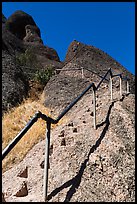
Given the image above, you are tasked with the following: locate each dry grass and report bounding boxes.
[2,97,67,172]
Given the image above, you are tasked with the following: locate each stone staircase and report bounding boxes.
[2,86,135,202]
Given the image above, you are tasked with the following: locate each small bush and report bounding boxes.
[34,66,54,85]
[16,49,54,84]
[16,48,38,67]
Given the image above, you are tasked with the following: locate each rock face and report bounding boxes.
[43,40,135,113]
[23,24,43,44]
[5,10,40,40]
[2,14,30,114]
[65,40,135,94]
[2,89,135,202]
[2,10,62,113]
[2,50,29,113]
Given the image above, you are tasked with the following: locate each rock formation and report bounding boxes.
[23,24,43,44]
[5,10,40,40]
[2,10,63,113]
[43,40,135,113]
[2,15,29,114]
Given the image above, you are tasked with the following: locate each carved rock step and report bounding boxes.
[14,181,28,197]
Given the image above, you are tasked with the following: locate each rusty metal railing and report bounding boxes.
[2,68,130,201]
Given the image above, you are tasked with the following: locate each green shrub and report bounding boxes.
[34,66,54,85]
[16,48,54,84]
[16,48,39,68]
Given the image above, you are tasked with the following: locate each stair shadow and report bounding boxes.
[47,101,115,202]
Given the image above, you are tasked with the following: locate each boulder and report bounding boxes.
[5,10,41,40]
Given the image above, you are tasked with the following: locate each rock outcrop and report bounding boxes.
[2,50,29,114]
[5,10,40,40]
[2,10,63,113]
[23,24,43,44]
[43,40,135,113]
[65,40,135,93]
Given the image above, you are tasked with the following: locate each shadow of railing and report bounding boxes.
[47,100,116,202]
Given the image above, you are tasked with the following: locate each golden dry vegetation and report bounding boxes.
[2,94,67,172]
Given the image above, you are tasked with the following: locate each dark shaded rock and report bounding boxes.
[61,138,66,146]
[90,112,94,116]
[14,181,28,197]
[17,166,28,178]
[2,50,29,114]
[5,10,41,40]
[2,23,25,54]
[73,127,78,133]
[58,130,65,137]
[40,160,44,169]
[23,42,60,62]
[67,122,74,127]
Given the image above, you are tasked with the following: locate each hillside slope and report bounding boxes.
[2,85,135,202]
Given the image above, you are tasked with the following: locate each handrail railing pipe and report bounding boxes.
[95,68,111,90]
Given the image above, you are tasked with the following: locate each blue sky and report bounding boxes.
[2,2,135,75]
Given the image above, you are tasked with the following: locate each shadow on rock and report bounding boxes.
[47,100,116,202]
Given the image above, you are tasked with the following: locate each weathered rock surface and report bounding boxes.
[5,10,40,40]
[43,40,135,114]
[2,10,62,113]
[23,24,43,44]
[2,88,135,202]
[65,40,135,93]
[2,50,29,114]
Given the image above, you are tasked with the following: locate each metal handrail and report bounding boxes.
[2,67,130,201]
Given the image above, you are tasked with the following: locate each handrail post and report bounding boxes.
[110,75,113,101]
[93,85,96,130]
[43,120,51,201]
[82,67,84,79]
[119,75,122,96]
[127,79,130,94]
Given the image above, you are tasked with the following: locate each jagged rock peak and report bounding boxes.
[65,40,84,62]
[5,10,41,40]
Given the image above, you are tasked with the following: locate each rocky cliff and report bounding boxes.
[2,10,63,114]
